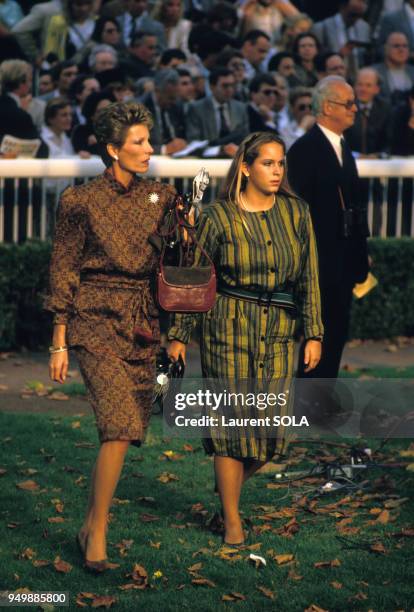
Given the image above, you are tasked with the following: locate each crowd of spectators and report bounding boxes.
[1,0,414,162]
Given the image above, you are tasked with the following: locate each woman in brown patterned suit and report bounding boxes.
[45,101,176,571]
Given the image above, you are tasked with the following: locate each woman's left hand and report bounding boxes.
[303,340,322,373]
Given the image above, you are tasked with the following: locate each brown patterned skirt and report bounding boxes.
[75,347,155,447]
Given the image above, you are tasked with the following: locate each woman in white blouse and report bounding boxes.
[152,0,192,54]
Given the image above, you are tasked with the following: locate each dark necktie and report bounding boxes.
[218,104,230,138]
[359,106,369,154]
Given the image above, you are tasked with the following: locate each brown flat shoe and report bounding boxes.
[84,559,109,574]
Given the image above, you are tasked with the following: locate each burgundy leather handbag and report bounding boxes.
[157,234,216,313]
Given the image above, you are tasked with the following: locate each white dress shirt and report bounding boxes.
[317,123,343,165]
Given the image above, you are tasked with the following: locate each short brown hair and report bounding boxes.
[93,101,153,166]
[44,96,71,126]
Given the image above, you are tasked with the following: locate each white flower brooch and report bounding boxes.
[148,192,160,204]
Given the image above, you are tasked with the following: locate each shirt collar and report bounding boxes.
[317,123,342,148]
[103,167,141,194]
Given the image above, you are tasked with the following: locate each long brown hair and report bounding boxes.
[222,132,296,207]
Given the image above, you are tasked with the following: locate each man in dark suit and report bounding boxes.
[345,67,390,154]
[287,76,369,379]
[0,59,43,144]
[185,67,248,158]
[139,68,187,155]
[378,0,414,53]
[345,67,391,234]
[247,73,279,133]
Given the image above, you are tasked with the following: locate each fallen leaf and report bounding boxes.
[112,497,130,505]
[376,510,390,524]
[183,443,194,452]
[71,421,81,429]
[32,559,50,568]
[150,541,161,549]
[288,569,303,581]
[331,581,342,589]
[0,468,7,476]
[399,449,414,458]
[314,559,341,569]
[349,591,368,601]
[140,513,159,522]
[392,527,414,537]
[304,605,329,612]
[370,542,387,554]
[249,554,266,568]
[128,563,148,589]
[157,472,179,483]
[384,497,409,509]
[257,585,275,599]
[48,391,69,401]
[47,517,65,523]
[53,556,72,573]
[187,562,203,573]
[91,595,117,608]
[20,548,36,560]
[16,480,39,491]
[191,577,216,587]
[274,554,294,565]
[115,539,134,557]
[222,592,246,601]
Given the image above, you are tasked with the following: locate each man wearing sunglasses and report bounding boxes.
[247,73,279,132]
[287,75,369,380]
[279,86,315,150]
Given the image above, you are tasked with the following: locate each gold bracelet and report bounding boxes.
[49,345,68,354]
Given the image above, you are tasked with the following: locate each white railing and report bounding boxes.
[0,156,413,242]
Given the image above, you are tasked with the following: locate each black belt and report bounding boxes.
[218,285,297,317]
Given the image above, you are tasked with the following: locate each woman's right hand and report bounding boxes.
[168,340,186,365]
[49,351,69,384]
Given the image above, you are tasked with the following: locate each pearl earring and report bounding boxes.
[113,155,118,161]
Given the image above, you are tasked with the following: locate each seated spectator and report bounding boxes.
[42,0,96,63]
[182,63,206,99]
[12,0,62,64]
[378,0,414,54]
[139,68,187,154]
[0,59,42,143]
[89,43,118,73]
[69,73,100,125]
[206,1,238,36]
[41,96,75,157]
[176,67,195,107]
[114,0,165,48]
[240,29,271,80]
[280,12,314,52]
[185,66,249,157]
[268,51,299,85]
[71,89,115,154]
[119,31,157,79]
[390,83,414,154]
[373,32,414,105]
[40,60,79,101]
[292,31,320,87]
[187,24,234,82]
[159,48,187,69]
[315,51,347,79]
[152,0,191,54]
[272,73,290,133]
[216,48,248,101]
[240,0,299,44]
[91,16,123,50]
[38,70,55,96]
[279,85,315,149]
[312,0,371,80]
[247,73,279,132]
[345,67,391,155]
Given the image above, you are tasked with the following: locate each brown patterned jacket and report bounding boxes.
[44,170,176,359]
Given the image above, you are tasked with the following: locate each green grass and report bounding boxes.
[0,412,413,611]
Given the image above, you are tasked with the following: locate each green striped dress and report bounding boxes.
[168,193,323,460]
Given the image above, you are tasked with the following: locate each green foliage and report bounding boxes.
[0,239,413,349]
[0,241,52,350]
[350,238,414,339]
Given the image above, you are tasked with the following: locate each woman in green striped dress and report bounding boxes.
[168,132,323,546]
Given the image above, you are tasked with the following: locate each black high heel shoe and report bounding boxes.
[76,531,109,574]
